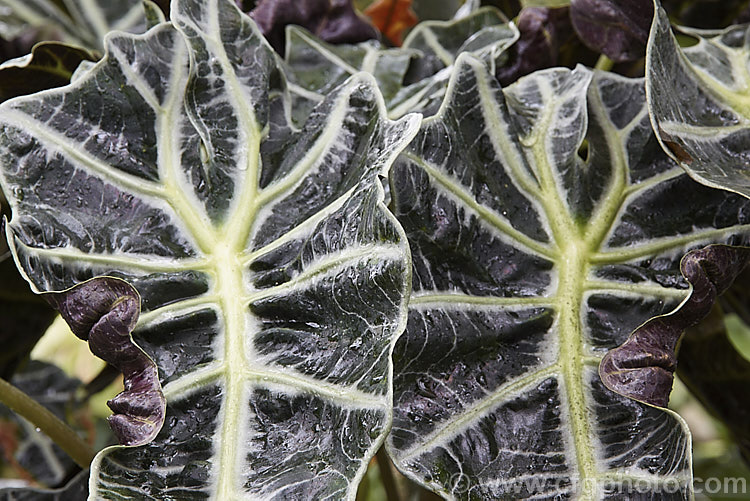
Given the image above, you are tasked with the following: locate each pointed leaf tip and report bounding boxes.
[43,277,166,447]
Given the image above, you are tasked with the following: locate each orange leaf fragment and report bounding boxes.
[364,0,418,46]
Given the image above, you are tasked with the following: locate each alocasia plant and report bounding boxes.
[0,0,419,498]
[387,53,750,498]
[647,3,750,199]
[0,0,151,51]
[1,0,750,499]
[281,6,519,124]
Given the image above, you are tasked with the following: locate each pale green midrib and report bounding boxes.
[526,92,598,499]
[582,86,630,254]
[156,48,215,253]
[404,151,555,259]
[198,4,262,498]
[476,63,544,202]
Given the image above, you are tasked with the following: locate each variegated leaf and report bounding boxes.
[282,7,519,124]
[0,0,149,50]
[388,53,750,500]
[0,0,420,497]
[646,5,750,199]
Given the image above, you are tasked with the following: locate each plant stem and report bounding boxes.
[594,54,614,72]
[376,446,400,501]
[0,376,95,469]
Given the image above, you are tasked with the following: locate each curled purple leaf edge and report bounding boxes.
[600,244,750,407]
[43,277,166,447]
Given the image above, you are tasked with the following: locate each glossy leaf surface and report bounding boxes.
[282,7,518,124]
[388,53,750,499]
[0,0,148,50]
[0,0,419,497]
[646,6,750,199]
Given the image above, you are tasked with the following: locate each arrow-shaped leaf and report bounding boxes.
[387,53,750,499]
[0,0,420,497]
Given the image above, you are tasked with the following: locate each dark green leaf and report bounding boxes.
[282,6,518,124]
[0,42,95,103]
[387,53,750,499]
[0,0,419,496]
[646,5,750,198]
[0,0,149,50]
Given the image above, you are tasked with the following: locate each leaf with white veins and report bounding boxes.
[646,4,750,199]
[0,0,149,51]
[0,0,420,497]
[281,7,518,124]
[388,53,750,500]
